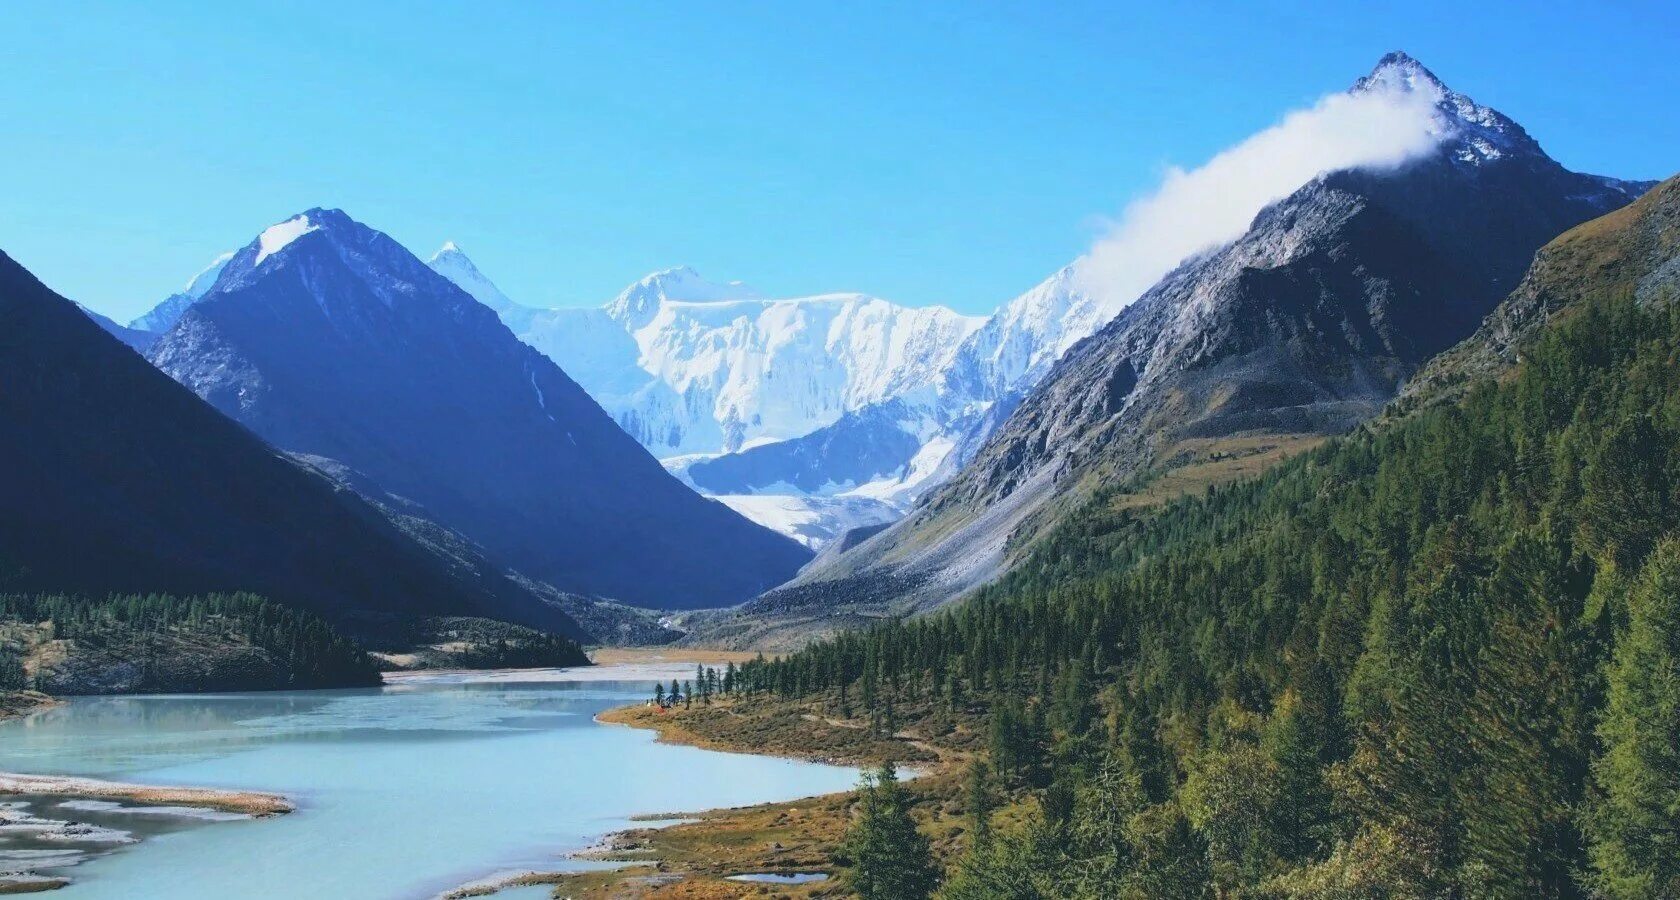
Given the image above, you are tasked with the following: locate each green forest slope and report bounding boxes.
[742,176,1680,898]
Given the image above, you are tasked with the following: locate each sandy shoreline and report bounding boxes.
[0,773,291,818]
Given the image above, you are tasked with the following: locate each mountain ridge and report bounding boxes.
[701,52,1654,647]
[0,247,582,638]
[147,208,810,610]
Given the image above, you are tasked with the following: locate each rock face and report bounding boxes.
[0,249,573,635]
[147,210,809,609]
[706,53,1653,645]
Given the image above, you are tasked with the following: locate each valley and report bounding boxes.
[2,23,1675,900]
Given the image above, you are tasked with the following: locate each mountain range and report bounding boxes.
[89,51,1659,643]
[141,209,808,610]
[0,248,580,640]
[694,52,1656,647]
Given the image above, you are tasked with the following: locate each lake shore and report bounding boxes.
[455,692,968,899]
[0,664,886,899]
[0,692,57,723]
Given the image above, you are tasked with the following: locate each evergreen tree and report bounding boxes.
[964,760,996,846]
[843,764,939,900]
[1588,540,1680,899]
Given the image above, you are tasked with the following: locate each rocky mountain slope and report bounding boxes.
[0,248,579,638]
[146,209,809,609]
[703,53,1654,647]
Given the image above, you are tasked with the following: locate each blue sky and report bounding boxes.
[4,1,1675,322]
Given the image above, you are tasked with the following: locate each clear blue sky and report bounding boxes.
[4,1,1675,322]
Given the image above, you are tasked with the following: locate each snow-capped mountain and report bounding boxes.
[130,251,234,333]
[426,252,987,458]
[643,50,1656,550]
[657,256,1104,545]
[423,250,993,545]
[1,246,582,637]
[146,209,810,609]
[938,265,1103,406]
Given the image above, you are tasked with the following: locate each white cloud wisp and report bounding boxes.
[1073,82,1451,314]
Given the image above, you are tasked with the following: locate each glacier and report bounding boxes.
[425,244,1115,546]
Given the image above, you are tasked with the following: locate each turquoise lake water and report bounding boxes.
[0,672,860,898]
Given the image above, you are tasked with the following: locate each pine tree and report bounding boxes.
[964,759,995,846]
[843,764,939,900]
[1588,540,1680,899]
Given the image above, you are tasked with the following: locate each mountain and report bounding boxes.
[147,209,809,609]
[426,252,987,458]
[744,173,1680,896]
[938,264,1106,408]
[130,251,234,332]
[0,248,579,637]
[705,52,1653,646]
[660,216,1128,547]
[1401,172,1680,409]
[423,247,1098,548]
[75,303,157,353]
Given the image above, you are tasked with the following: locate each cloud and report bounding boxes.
[1073,82,1450,314]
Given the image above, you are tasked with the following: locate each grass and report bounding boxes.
[479,693,981,899]
[588,648,766,666]
[1104,432,1326,511]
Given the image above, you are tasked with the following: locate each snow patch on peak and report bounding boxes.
[129,250,238,332]
[605,266,765,329]
[183,251,236,297]
[254,215,319,266]
[1353,51,1534,163]
[1355,51,1449,98]
[427,242,515,312]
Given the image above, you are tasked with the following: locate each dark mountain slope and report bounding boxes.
[710,54,1652,645]
[75,303,158,353]
[0,250,576,637]
[1402,173,1680,409]
[147,210,809,609]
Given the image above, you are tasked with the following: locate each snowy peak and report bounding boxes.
[253,213,321,265]
[182,251,236,299]
[1352,50,1539,163]
[129,250,235,332]
[224,209,424,284]
[1355,50,1449,96]
[605,266,762,326]
[428,242,515,312]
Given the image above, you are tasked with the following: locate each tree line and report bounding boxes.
[0,591,382,690]
[738,291,1680,898]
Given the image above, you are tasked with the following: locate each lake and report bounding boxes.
[0,668,861,898]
